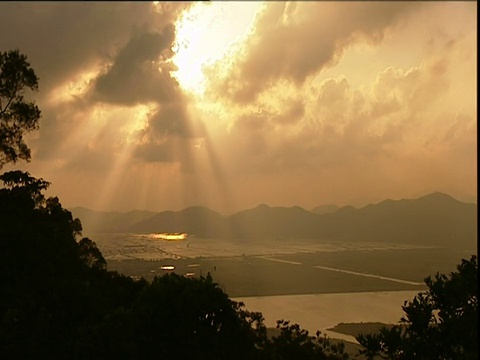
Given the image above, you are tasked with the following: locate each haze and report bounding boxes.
[0,1,476,213]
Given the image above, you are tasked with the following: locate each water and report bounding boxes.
[234,290,418,343]
[89,233,429,261]
[96,233,468,345]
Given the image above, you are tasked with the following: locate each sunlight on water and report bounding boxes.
[150,233,188,241]
[160,265,175,270]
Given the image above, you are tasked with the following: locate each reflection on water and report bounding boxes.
[149,233,188,241]
[160,265,175,270]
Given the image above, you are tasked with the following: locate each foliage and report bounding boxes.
[264,320,349,360]
[78,237,107,270]
[0,170,140,358]
[104,273,267,359]
[357,256,478,360]
[0,50,41,167]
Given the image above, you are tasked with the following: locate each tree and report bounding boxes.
[357,256,478,360]
[0,170,141,358]
[78,237,107,270]
[264,320,349,360]
[120,272,266,360]
[0,49,41,168]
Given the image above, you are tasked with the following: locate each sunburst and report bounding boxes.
[171,1,262,94]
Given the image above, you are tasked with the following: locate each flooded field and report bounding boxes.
[97,233,472,296]
[96,232,473,343]
[89,232,433,261]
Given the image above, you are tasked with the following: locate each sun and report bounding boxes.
[171,1,263,94]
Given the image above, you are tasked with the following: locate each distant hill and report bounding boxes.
[229,204,320,238]
[311,204,340,215]
[316,192,477,249]
[128,206,230,238]
[70,207,156,234]
[70,192,477,249]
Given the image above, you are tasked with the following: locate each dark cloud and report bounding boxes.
[93,26,180,106]
[0,2,197,166]
[132,99,201,169]
[0,2,189,92]
[147,102,192,138]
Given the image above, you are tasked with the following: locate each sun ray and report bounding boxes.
[48,65,103,105]
[89,132,137,214]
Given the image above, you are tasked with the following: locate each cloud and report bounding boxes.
[0,1,475,212]
[0,2,189,91]
[209,2,420,104]
[214,31,472,183]
[0,2,198,168]
[133,102,194,164]
[92,25,180,106]
[146,102,192,138]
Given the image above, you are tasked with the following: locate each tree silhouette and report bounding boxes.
[357,256,478,360]
[0,50,41,168]
[0,169,152,357]
[264,319,349,360]
[123,273,265,360]
[78,237,107,270]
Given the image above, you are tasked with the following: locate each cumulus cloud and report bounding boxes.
[149,103,189,137]
[133,102,194,164]
[0,2,198,168]
[92,25,179,105]
[209,1,420,103]
[0,2,188,90]
[213,30,473,188]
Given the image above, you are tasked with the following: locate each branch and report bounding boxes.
[0,94,16,117]
[0,73,21,116]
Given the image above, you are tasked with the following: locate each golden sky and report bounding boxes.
[0,2,476,213]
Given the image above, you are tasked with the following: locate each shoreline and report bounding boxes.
[233,290,419,344]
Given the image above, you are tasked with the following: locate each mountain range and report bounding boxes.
[70,192,477,250]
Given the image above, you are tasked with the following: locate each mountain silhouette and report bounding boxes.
[229,205,319,238]
[70,192,477,249]
[128,206,230,238]
[311,204,339,215]
[317,192,477,248]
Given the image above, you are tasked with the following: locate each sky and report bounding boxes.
[0,1,477,214]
